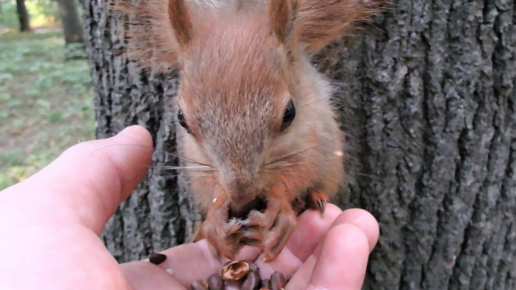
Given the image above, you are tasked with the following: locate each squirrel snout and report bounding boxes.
[223,173,257,204]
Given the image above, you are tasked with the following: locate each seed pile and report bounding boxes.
[190,261,287,290]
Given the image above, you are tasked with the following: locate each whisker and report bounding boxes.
[354,172,381,180]
[162,165,214,171]
[265,145,319,166]
[261,170,307,177]
[298,98,327,109]
[158,172,217,179]
[177,154,215,168]
[264,160,310,169]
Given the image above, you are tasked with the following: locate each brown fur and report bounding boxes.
[295,0,382,53]
[168,0,193,47]
[269,0,297,44]
[115,0,381,260]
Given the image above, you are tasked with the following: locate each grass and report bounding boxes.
[0,29,95,190]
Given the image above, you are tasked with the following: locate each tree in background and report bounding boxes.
[55,0,85,59]
[79,0,516,289]
[55,0,83,44]
[15,0,30,32]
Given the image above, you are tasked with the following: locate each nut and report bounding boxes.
[261,279,270,289]
[269,271,286,290]
[220,261,250,281]
[241,266,261,290]
[249,262,259,272]
[148,253,167,265]
[207,273,224,290]
[224,280,242,289]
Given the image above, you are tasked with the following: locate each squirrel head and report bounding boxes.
[175,6,298,204]
[116,0,380,205]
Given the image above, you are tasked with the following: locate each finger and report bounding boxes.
[255,204,342,279]
[329,208,379,252]
[306,224,370,290]
[287,204,343,260]
[121,261,186,290]
[0,125,153,235]
[286,208,379,289]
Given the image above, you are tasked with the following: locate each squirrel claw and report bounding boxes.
[316,200,326,215]
[262,210,296,262]
[306,188,327,215]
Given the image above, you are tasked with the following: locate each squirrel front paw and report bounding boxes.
[242,201,297,262]
[262,210,296,261]
[200,214,244,260]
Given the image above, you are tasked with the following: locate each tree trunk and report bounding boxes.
[15,0,30,32]
[55,0,84,44]
[79,0,516,289]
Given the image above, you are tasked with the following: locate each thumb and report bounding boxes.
[0,125,153,235]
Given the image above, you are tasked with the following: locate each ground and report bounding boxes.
[0,28,95,190]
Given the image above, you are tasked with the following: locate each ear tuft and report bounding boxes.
[110,0,193,73]
[294,0,383,53]
[269,0,298,44]
[168,0,193,47]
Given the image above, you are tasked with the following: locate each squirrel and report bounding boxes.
[113,0,381,262]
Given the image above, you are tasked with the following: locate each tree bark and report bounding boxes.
[15,0,30,32]
[56,0,84,44]
[79,0,516,289]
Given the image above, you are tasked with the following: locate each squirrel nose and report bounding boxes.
[224,173,255,204]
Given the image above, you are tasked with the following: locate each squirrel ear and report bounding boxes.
[110,0,193,72]
[168,0,193,48]
[293,0,382,53]
[269,0,297,44]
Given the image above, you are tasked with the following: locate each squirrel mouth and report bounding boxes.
[228,196,266,220]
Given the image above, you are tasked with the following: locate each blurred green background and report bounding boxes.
[0,0,61,29]
[0,0,95,190]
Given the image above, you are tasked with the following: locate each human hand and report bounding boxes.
[0,125,379,290]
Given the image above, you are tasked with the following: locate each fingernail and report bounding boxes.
[148,253,167,265]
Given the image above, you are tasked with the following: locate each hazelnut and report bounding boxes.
[220,261,250,281]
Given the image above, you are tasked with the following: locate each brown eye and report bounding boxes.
[177,109,191,134]
[280,99,295,132]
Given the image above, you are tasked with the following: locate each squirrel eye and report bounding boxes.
[177,109,191,134]
[280,99,296,132]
